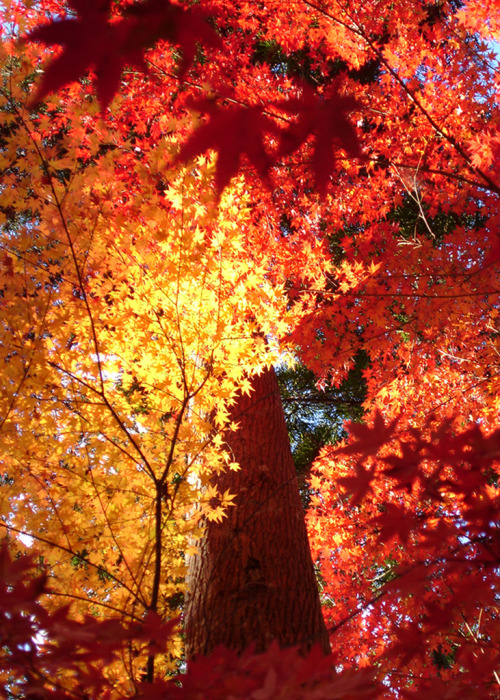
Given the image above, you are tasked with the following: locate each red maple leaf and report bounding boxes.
[278,83,365,195]
[337,461,375,505]
[336,410,399,459]
[25,0,131,109]
[372,502,422,545]
[176,100,280,193]
[25,0,219,110]
[126,0,221,80]
[382,439,424,490]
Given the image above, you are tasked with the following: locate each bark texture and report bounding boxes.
[185,366,330,658]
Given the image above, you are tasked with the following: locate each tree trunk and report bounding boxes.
[185,366,330,658]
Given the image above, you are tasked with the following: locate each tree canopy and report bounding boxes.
[0,0,499,697]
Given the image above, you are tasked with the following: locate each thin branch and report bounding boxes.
[0,522,148,607]
[302,0,500,195]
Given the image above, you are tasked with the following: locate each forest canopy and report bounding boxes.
[0,0,499,697]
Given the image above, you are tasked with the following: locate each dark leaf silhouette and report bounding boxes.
[336,410,399,459]
[278,84,365,194]
[26,0,219,109]
[176,100,280,193]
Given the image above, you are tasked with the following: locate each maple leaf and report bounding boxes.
[336,410,399,459]
[25,0,219,109]
[337,461,375,505]
[382,439,424,490]
[277,83,365,195]
[372,502,421,545]
[25,0,130,109]
[176,101,280,193]
[125,0,221,80]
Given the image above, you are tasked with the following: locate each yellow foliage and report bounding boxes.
[0,38,292,688]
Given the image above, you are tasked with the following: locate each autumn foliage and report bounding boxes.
[0,0,499,697]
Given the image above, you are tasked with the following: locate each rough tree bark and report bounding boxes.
[185,366,330,658]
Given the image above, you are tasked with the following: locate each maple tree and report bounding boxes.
[1,0,500,697]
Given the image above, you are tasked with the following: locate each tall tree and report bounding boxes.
[185,367,330,658]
